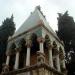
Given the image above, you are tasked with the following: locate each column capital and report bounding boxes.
[6,52,10,56]
[59,54,65,60]
[6,51,11,56]
[47,44,53,50]
[15,47,21,52]
[26,39,32,48]
[37,37,45,43]
[53,47,59,55]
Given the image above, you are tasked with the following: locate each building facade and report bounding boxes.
[1,6,67,75]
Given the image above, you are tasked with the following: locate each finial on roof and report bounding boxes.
[35,6,46,19]
[36,5,41,10]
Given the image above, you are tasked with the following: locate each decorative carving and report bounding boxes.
[53,41,57,49]
[37,51,45,63]
[45,35,52,49]
[15,39,23,49]
[59,47,64,60]
[15,47,21,52]
[26,39,32,47]
[55,49,59,55]
[52,41,59,55]
[37,37,45,43]
[8,43,16,55]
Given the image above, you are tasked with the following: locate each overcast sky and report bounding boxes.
[0,0,75,31]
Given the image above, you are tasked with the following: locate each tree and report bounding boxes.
[57,11,75,75]
[0,15,15,72]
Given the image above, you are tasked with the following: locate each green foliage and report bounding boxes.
[57,11,75,75]
[57,11,75,54]
[57,11,75,55]
[0,15,16,72]
[0,15,15,41]
[57,11,75,42]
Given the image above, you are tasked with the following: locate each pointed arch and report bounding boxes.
[30,33,38,42]
[15,38,26,49]
[30,33,39,51]
[18,38,26,69]
[30,33,39,65]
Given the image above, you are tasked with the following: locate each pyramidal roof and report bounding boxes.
[12,6,58,39]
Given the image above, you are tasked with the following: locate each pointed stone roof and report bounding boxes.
[12,6,58,39]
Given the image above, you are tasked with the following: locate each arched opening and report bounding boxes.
[30,33,39,65]
[9,43,16,71]
[19,38,27,69]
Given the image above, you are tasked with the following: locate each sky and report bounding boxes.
[0,0,75,31]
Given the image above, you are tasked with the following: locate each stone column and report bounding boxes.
[56,54,61,71]
[55,47,60,72]
[37,37,44,53]
[62,59,66,69]
[60,53,66,70]
[37,37,45,63]
[59,48,66,69]
[61,59,67,75]
[48,45,53,67]
[6,55,10,66]
[26,39,31,66]
[62,50,66,69]
[25,39,31,75]
[26,47,31,66]
[14,48,20,69]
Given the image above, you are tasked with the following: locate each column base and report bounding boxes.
[2,64,9,73]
